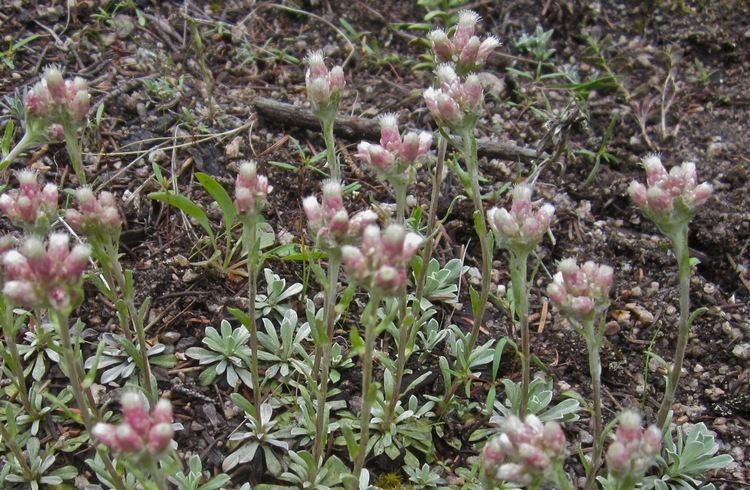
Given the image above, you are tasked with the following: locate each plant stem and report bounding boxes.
[414,136,447,305]
[460,129,492,356]
[63,124,86,185]
[383,295,408,428]
[243,219,262,423]
[352,292,381,480]
[583,318,603,490]
[0,421,34,478]
[312,255,341,466]
[51,309,128,490]
[656,225,691,428]
[322,118,339,182]
[0,131,35,171]
[440,130,491,412]
[393,179,407,225]
[510,250,531,416]
[1,303,33,414]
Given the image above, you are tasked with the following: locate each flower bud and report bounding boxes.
[428,29,453,60]
[151,399,173,425]
[43,66,66,101]
[92,423,119,449]
[379,113,401,151]
[3,280,37,307]
[121,391,152,437]
[148,423,174,453]
[115,423,143,452]
[477,36,501,64]
[459,36,481,67]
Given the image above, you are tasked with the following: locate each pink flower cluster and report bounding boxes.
[628,154,712,224]
[481,414,567,486]
[428,10,500,73]
[235,161,270,215]
[2,234,90,310]
[305,51,345,115]
[303,180,377,249]
[487,184,554,253]
[356,114,432,176]
[423,64,484,131]
[25,66,90,126]
[65,187,122,234]
[341,223,422,296]
[605,411,662,479]
[92,392,174,455]
[0,170,58,231]
[547,258,614,320]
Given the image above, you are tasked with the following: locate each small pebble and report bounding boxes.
[161,331,181,345]
[626,303,655,323]
[182,270,200,283]
[731,343,750,360]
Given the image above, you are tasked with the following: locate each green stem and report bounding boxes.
[510,250,531,417]
[0,131,35,171]
[243,219,262,424]
[352,292,381,480]
[383,295,408,428]
[414,136,447,305]
[2,304,33,415]
[0,421,34,478]
[52,309,128,490]
[393,179,407,225]
[656,225,691,428]
[440,130,492,413]
[322,118,339,182]
[583,318,603,490]
[63,124,86,185]
[312,255,341,467]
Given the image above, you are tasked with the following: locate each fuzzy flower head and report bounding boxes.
[92,392,174,455]
[487,184,554,254]
[547,258,613,321]
[302,180,377,250]
[305,51,345,120]
[235,161,270,216]
[340,223,422,296]
[1,233,90,311]
[423,64,484,132]
[605,410,662,481]
[356,113,432,183]
[0,170,58,233]
[427,10,501,74]
[628,154,712,233]
[64,187,122,238]
[24,66,90,128]
[481,414,567,487]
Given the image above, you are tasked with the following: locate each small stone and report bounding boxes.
[467,267,481,286]
[731,343,750,360]
[626,303,655,323]
[161,331,181,345]
[148,148,168,163]
[630,286,642,297]
[182,270,200,283]
[704,386,725,401]
[225,136,243,159]
[190,421,204,432]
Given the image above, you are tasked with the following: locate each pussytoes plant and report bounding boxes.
[0,170,58,234]
[65,187,122,236]
[487,183,554,416]
[481,414,570,489]
[427,10,501,75]
[423,64,484,133]
[628,154,713,428]
[602,410,662,488]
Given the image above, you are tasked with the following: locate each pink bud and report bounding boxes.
[402,232,422,260]
[238,161,257,183]
[47,233,70,263]
[305,51,328,80]
[617,410,642,443]
[348,210,377,235]
[399,131,430,164]
[121,391,151,437]
[642,154,667,186]
[70,90,90,121]
[646,186,673,214]
[361,225,381,253]
[571,296,594,316]
[462,75,484,110]
[303,196,323,228]
[459,36,481,67]
[98,191,117,208]
[357,142,395,172]
[41,183,58,209]
[693,182,712,207]
[329,209,350,236]
[454,10,480,52]
[436,93,462,125]
[25,84,52,116]
[100,207,122,229]
[495,462,524,483]
[546,280,566,305]
[606,441,631,475]
[329,66,345,91]
[63,244,90,282]
[3,280,37,306]
[65,209,83,230]
[594,265,614,293]
[642,425,662,454]
[48,123,65,140]
[378,113,401,151]
[374,265,404,293]
[628,181,648,207]
[235,187,254,213]
[76,187,98,213]
[482,437,506,467]
[382,224,406,258]
[115,423,143,452]
[341,245,366,277]
[542,422,566,456]
[477,36,501,64]
[423,87,440,115]
[148,422,174,453]
[92,422,119,450]
[428,29,453,60]
[518,442,550,471]
[151,399,173,425]
[43,66,66,101]
[435,64,459,86]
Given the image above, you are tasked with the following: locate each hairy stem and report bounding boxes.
[352,293,381,480]
[393,179,407,225]
[383,295,408,428]
[0,131,35,171]
[312,255,341,466]
[583,318,603,490]
[322,118,339,182]
[63,124,86,185]
[656,225,691,428]
[510,250,531,416]
[2,303,33,414]
[243,219,263,423]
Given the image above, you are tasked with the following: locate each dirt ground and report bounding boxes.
[0,0,748,487]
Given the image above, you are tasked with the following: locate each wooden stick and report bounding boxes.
[253,96,543,163]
